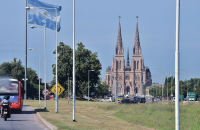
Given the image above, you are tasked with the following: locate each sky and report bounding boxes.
[0,0,200,84]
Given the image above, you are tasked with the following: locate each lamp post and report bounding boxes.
[181,69,188,98]
[29,48,40,106]
[115,77,118,104]
[166,76,168,102]
[88,70,94,101]
[156,67,163,101]
[152,75,157,98]
[67,73,69,104]
[30,25,47,109]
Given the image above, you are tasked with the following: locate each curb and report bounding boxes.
[36,112,57,130]
[30,107,57,130]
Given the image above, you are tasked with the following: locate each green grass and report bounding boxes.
[101,102,200,130]
[24,99,200,130]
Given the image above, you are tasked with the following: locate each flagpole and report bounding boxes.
[72,0,76,122]
[175,0,180,129]
[55,8,58,113]
[25,0,28,101]
[44,26,47,110]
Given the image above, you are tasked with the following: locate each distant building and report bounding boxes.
[104,16,152,96]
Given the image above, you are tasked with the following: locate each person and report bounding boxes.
[1,95,11,117]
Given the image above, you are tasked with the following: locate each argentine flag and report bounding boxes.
[28,0,61,32]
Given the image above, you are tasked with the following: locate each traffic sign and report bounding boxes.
[188,92,195,98]
[51,83,65,96]
[42,89,50,96]
[179,95,184,99]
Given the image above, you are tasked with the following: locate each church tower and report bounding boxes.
[113,16,125,95]
[131,16,146,95]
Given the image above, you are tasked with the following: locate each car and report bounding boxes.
[101,97,112,102]
[117,95,124,101]
[132,97,138,104]
[139,97,146,103]
[119,98,134,104]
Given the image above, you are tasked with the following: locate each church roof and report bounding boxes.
[106,66,112,72]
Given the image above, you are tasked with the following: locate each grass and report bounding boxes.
[24,99,200,130]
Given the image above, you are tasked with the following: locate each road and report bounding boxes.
[0,105,49,130]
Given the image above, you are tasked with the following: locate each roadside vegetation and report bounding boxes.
[24,99,200,130]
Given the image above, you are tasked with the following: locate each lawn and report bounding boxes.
[24,99,200,130]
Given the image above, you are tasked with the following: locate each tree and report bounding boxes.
[95,81,109,98]
[0,58,40,98]
[52,42,102,98]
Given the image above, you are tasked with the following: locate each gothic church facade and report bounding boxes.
[104,17,152,96]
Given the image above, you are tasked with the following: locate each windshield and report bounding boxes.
[0,79,18,94]
[118,96,123,98]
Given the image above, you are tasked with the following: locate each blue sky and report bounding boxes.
[0,0,200,84]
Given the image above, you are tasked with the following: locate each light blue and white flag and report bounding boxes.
[28,0,61,32]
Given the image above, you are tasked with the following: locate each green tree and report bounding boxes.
[52,42,102,98]
[95,81,109,97]
[0,58,40,98]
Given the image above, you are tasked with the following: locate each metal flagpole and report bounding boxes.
[55,8,58,113]
[72,0,76,122]
[175,0,180,129]
[44,26,47,109]
[38,49,40,106]
[25,0,28,101]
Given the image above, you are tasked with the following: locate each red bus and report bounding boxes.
[0,78,23,113]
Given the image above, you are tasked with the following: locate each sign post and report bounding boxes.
[51,83,65,96]
[42,89,50,96]
[51,83,65,113]
[188,92,195,101]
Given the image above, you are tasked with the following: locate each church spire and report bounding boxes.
[134,16,140,47]
[127,48,130,66]
[115,16,124,55]
[133,16,141,56]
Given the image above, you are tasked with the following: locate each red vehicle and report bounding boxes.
[0,78,23,113]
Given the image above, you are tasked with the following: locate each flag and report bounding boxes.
[28,0,61,32]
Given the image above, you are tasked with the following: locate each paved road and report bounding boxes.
[0,105,49,130]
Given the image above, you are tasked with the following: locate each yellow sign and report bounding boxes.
[51,83,65,96]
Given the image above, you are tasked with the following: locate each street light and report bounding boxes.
[88,70,94,101]
[29,48,40,106]
[30,25,47,109]
[166,76,168,102]
[152,75,157,97]
[115,77,118,104]
[156,67,163,101]
[67,73,69,104]
[181,69,189,98]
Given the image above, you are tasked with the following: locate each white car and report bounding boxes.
[101,97,112,102]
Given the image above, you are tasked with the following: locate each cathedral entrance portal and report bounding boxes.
[135,87,138,94]
[124,86,130,95]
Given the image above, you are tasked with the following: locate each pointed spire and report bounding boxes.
[133,16,141,56]
[115,16,124,55]
[134,16,140,47]
[127,48,130,66]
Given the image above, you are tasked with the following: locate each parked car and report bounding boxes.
[119,98,134,104]
[117,95,124,101]
[139,97,146,103]
[101,97,112,102]
[132,97,138,104]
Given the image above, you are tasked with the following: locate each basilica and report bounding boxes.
[104,16,152,96]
